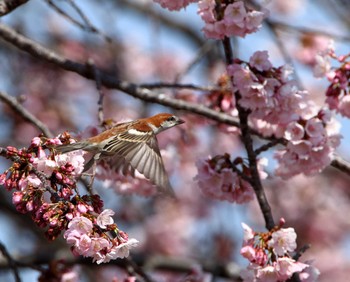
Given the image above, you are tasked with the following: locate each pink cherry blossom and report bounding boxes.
[194,158,255,203]
[66,216,93,235]
[198,1,269,39]
[249,50,273,71]
[241,222,254,242]
[284,122,305,141]
[338,95,350,117]
[274,106,341,180]
[305,118,325,138]
[256,265,279,282]
[227,54,310,127]
[153,0,197,11]
[223,2,246,27]
[313,53,331,78]
[96,209,115,229]
[108,238,139,259]
[268,228,297,256]
[240,223,315,282]
[275,257,308,281]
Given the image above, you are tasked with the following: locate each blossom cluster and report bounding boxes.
[313,44,350,118]
[0,135,138,262]
[194,154,267,203]
[198,1,269,39]
[275,108,341,179]
[224,50,341,179]
[64,211,138,264]
[153,0,197,11]
[240,221,319,282]
[227,51,309,127]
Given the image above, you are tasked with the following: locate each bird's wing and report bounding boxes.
[103,131,175,197]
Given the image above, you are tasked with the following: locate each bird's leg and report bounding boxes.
[81,153,101,193]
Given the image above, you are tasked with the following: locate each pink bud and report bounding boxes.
[0,173,6,185]
[77,203,87,213]
[31,137,41,147]
[55,172,63,180]
[279,217,286,226]
[26,200,34,211]
[12,192,23,204]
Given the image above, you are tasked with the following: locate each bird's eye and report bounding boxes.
[168,116,176,122]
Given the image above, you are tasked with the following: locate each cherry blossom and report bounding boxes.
[227,52,309,127]
[153,0,197,11]
[198,1,269,39]
[268,228,297,256]
[240,222,318,282]
[96,209,115,229]
[194,157,255,203]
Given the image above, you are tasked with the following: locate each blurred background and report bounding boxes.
[1,0,350,281]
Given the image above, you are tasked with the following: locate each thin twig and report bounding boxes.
[65,0,112,42]
[269,19,350,42]
[138,82,225,92]
[0,90,53,138]
[292,244,311,261]
[254,138,286,155]
[45,0,112,42]
[231,164,254,185]
[0,241,21,282]
[87,59,105,125]
[174,41,216,83]
[125,257,155,282]
[264,20,304,90]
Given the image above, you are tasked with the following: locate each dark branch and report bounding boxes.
[0,22,349,181]
[331,154,350,175]
[0,23,243,130]
[45,0,112,42]
[222,37,275,230]
[0,241,21,282]
[0,90,53,138]
[0,0,29,16]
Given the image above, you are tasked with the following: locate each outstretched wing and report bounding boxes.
[103,131,175,197]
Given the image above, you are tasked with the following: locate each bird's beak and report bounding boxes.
[177,118,185,125]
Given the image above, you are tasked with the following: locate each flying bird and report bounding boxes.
[57,113,185,197]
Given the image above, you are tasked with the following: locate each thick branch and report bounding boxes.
[0,0,29,16]
[331,154,350,174]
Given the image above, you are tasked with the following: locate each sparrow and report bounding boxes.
[57,113,185,197]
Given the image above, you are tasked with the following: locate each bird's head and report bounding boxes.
[146,113,185,134]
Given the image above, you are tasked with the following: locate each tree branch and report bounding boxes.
[331,154,350,175]
[0,0,29,16]
[0,22,349,181]
[0,90,53,138]
[222,37,275,230]
[0,241,21,282]
[0,22,243,130]
[44,0,112,42]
